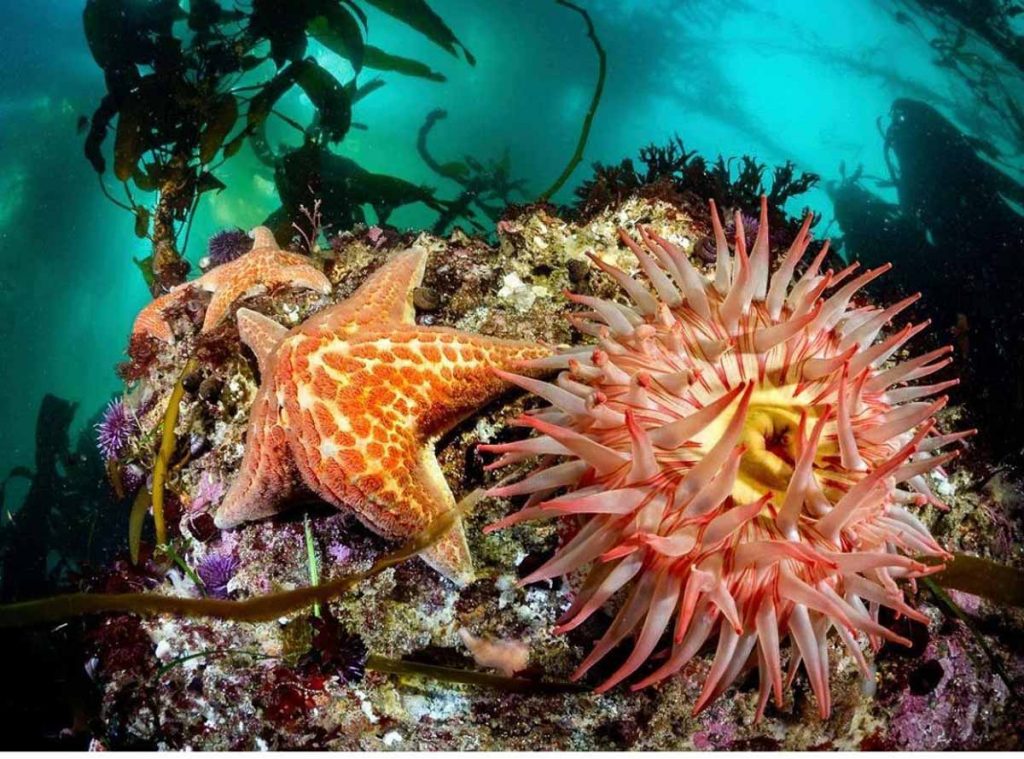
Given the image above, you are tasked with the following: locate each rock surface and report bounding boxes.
[91,198,1024,750]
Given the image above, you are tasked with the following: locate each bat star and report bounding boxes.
[215,246,551,584]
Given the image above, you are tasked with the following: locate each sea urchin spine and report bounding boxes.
[95,397,139,461]
[483,197,966,719]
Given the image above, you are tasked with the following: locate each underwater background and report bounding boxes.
[3,0,1022,502]
[0,0,1023,749]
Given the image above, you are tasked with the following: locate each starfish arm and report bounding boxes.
[414,447,476,586]
[249,226,278,250]
[202,280,253,332]
[237,308,288,376]
[132,293,178,343]
[284,392,476,584]
[215,383,299,529]
[308,247,429,330]
[276,264,332,295]
[131,284,199,342]
[399,327,553,439]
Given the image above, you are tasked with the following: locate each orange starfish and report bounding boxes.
[131,227,332,343]
[214,246,551,584]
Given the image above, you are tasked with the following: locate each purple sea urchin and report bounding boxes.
[206,228,253,268]
[306,612,368,684]
[484,196,966,719]
[196,552,238,599]
[95,398,139,461]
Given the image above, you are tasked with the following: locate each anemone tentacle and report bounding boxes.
[484,196,964,719]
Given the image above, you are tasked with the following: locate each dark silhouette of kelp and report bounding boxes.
[832,98,1024,455]
[266,138,454,243]
[539,0,607,201]
[892,0,1024,157]
[897,0,1024,74]
[0,395,122,603]
[81,0,471,292]
[416,109,528,235]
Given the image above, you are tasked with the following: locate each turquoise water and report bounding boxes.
[0,0,1021,501]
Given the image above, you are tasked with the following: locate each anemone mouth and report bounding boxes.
[737,400,803,494]
[484,195,962,719]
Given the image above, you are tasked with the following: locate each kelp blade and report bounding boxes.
[0,488,478,628]
[928,552,1024,607]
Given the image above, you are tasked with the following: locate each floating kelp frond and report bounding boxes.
[365,655,588,694]
[0,488,483,628]
[922,553,1024,608]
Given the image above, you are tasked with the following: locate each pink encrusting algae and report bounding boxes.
[482,196,970,719]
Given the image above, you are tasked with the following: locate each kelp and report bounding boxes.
[0,488,484,628]
[923,576,1019,701]
[364,46,446,82]
[81,0,467,290]
[540,0,607,201]
[0,396,115,603]
[148,358,197,551]
[364,655,587,694]
[127,487,150,566]
[268,139,450,238]
[416,110,528,235]
[923,553,1024,608]
[362,0,475,64]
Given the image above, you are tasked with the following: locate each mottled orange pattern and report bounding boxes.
[215,247,551,584]
[131,227,331,343]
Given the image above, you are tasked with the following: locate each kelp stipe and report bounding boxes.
[0,487,486,628]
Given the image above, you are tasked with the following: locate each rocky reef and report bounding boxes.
[79,196,1024,750]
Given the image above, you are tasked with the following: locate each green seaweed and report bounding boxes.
[304,513,321,618]
[155,647,275,678]
[165,541,206,592]
[365,655,588,694]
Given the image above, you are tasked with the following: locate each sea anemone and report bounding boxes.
[95,398,139,461]
[483,196,967,719]
[206,228,253,268]
[196,552,238,599]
